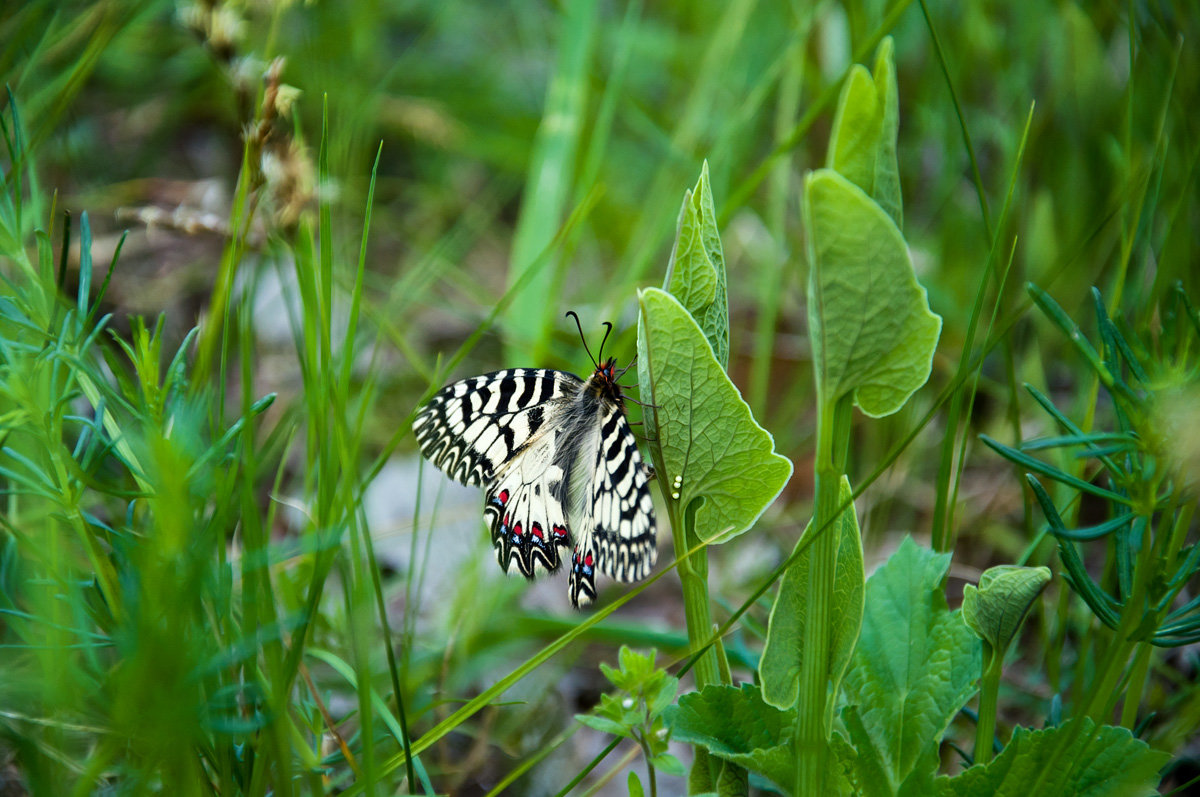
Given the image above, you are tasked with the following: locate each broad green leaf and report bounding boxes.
[937,719,1169,796]
[689,749,717,795]
[664,161,729,369]
[962,565,1052,659]
[827,37,902,227]
[834,707,936,797]
[628,771,645,797]
[805,169,941,417]
[759,476,864,709]
[636,288,792,543]
[665,684,795,793]
[840,538,980,793]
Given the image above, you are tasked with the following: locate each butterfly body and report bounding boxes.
[413,358,657,607]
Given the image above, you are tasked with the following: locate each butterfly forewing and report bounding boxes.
[412,368,581,487]
[413,359,657,608]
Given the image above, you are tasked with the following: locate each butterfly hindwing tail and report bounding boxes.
[568,539,598,607]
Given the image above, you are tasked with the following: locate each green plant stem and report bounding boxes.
[636,732,658,797]
[975,645,1002,765]
[795,395,852,795]
[1120,642,1153,729]
[668,498,721,689]
[1081,590,1140,721]
[1033,507,1155,793]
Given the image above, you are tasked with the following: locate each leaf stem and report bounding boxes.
[668,496,721,689]
[974,644,1002,765]
[795,395,852,794]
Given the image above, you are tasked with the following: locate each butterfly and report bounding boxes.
[412,313,657,607]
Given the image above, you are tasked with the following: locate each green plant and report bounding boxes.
[962,563,1052,765]
[575,646,684,796]
[638,162,793,790]
[757,37,941,794]
[980,283,1200,783]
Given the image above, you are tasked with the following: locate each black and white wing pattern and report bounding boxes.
[564,397,658,606]
[412,368,581,487]
[412,359,657,607]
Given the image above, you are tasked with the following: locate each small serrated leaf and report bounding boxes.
[649,752,687,777]
[842,538,980,792]
[646,675,679,717]
[576,713,630,738]
[937,718,1169,796]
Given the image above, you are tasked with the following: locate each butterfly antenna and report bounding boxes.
[565,311,614,368]
[597,320,614,361]
[565,311,597,367]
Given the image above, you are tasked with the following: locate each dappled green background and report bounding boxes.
[2,0,1198,793]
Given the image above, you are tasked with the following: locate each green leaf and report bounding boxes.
[664,160,729,369]
[646,674,679,717]
[834,707,936,797]
[759,476,864,709]
[962,565,1052,659]
[637,288,793,543]
[805,170,941,417]
[628,770,645,797]
[649,752,687,777]
[576,713,630,738]
[826,37,902,227]
[841,538,980,793]
[665,684,795,793]
[937,719,1169,796]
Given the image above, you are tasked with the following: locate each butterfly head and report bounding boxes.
[586,356,626,403]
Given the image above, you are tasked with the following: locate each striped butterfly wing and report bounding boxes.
[413,368,582,580]
[483,429,573,579]
[413,360,657,607]
[566,396,657,607]
[412,368,582,487]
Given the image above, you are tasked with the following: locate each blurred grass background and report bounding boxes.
[1,0,1197,793]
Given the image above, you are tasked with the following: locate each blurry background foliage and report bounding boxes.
[1,0,1198,793]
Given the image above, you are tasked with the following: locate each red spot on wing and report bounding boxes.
[552,525,568,539]
[498,489,510,504]
[584,553,594,567]
[513,521,523,537]
[531,522,544,541]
